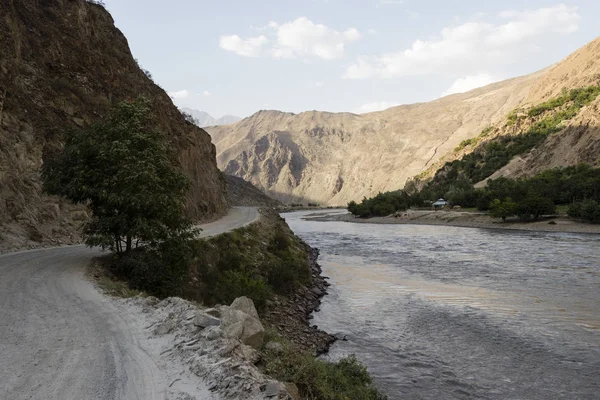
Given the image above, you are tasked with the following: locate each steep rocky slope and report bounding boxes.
[480,38,600,182]
[420,37,600,187]
[225,175,282,207]
[207,37,600,206]
[208,76,542,205]
[0,0,227,249]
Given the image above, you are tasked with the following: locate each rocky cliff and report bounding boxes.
[0,0,227,250]
[207,37,600,206]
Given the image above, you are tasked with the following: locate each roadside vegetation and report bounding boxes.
[44,98,385,399]
[262,329,387,400]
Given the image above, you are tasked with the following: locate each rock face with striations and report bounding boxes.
[0,0,227,249]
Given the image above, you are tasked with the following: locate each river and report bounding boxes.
[283,210,600,400]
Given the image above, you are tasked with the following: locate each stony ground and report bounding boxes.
[313,209,600,234]
[116,295,299,400]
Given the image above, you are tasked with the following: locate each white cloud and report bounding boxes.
[221,17,361,60]
[356,101,400,113]
[203,90,211,96]
[345,4,580,79]
[440,73,499,97]
[168,89,189,99]
[219,34,267,57]
[315,81,325,87]
[368,29,377,35]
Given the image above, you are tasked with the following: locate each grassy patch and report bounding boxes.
[89,258,145,298]
[261,329,387,400]
[190,217,312,311]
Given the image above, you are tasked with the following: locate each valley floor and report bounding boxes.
[309,209,600,235]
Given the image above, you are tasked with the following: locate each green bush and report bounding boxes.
[516,193,556,220]
[216,270,272,310]
[570,199,600,223]
[262,332,386,400]
[193,225,311,310]
[111,233,196,297]
[489,197,518,222]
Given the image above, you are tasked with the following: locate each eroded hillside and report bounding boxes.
[207,37,600,206]
[419,37,600,187]
[0,0,227,250]
[208,74,541,205]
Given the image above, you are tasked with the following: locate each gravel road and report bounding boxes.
[0,207,259,400]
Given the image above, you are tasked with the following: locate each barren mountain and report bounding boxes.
[0,0,227,249]
[207,37,600,206]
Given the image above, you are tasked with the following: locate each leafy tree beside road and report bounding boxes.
[43,98,192,254]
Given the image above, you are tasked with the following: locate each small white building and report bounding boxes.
[432,198,449,209]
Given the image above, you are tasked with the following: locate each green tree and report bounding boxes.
[517,193,556,220]
[43,98,192,254]
[489,197,518,222]
[580,199,600,223]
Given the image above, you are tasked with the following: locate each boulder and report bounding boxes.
[230,296,260,319]
[223,320,244,341]
[193,311,221,328]
[285,382,302,400]
[239,316,264,349]
[219,298,265,349]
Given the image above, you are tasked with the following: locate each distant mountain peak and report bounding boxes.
[180,108,241,128]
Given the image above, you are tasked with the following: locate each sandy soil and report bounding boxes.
[309,209,600,235]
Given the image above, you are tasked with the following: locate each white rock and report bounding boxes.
[193,311,221,328]
[230,296,260,319]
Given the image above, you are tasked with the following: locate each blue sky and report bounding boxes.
[103,0,600,118]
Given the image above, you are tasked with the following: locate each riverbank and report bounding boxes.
[262,246,335,354]
[309,209,600,234]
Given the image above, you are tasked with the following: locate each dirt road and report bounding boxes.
[0,207,259,400]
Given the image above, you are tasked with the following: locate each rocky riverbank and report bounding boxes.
[262,246,336,355]
[115,295,299,399]
[310,209,600,235]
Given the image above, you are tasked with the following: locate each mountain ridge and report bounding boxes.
[181,107,241,128]
[206,37,600,205]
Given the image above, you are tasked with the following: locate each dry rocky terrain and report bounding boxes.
[0,0,227,248]
[207,37,600,205]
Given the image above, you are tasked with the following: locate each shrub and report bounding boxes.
[216,270,272,310]
[517,193,555,220]
[192,225,311,310]
[489,197,518,222]
[570,199,600,223]
[111,233,196,297]
[580,200,600,223]
[262,331,387,400]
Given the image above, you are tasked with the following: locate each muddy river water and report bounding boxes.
[283,211,600,400]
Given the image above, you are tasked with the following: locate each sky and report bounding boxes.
[102,0,600,119]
